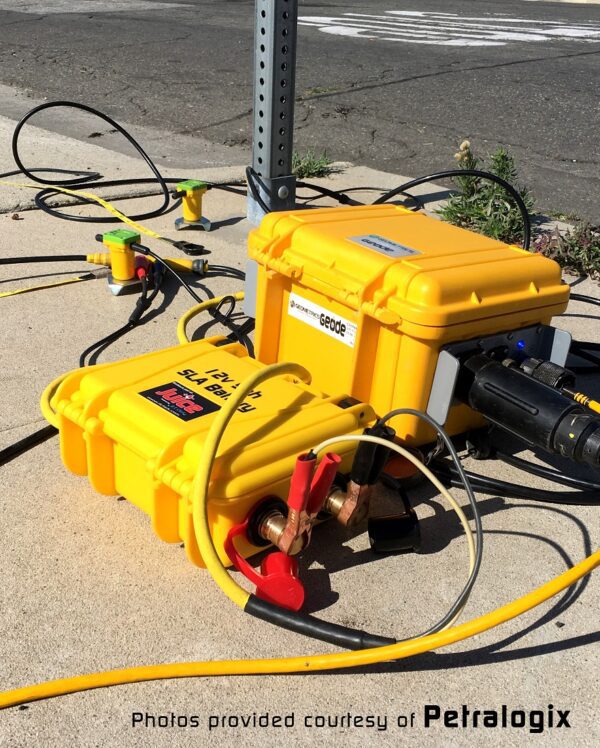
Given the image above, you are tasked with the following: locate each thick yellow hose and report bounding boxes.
[190,361,311,608]
[177,292,245,344]
[1,549,597,709]
[39,372,70,428]
[2,361,597,710]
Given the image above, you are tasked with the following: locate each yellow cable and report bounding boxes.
[191,361,311,608]
[40,372,70,429]
[177,292,245,344]
[1,550,597,708]
[572,391,600,415]
[0,274,95,298]
[312,433,476,628]
[2,363,598,709]
[0,181,165,242]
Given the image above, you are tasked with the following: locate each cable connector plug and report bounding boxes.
[170,240,210,256]
[135,256,151,280]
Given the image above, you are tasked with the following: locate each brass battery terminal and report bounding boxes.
[258,452,342,555]
[324,424,396,527]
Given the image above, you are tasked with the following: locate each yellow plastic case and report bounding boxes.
[249,204,570,444]
[49,338,373,566]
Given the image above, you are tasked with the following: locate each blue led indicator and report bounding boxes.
[517,339,526,350]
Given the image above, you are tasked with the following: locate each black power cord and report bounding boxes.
[570,293,600,308]
[373,169,532,250]
[79,261,166,368]
[128,240,204,304]
[496,451,600,492]
[568,339,600,375]
[432,459,600,506]
[0,424,58,468]
[245,166,270,215]
[8,100,247,230]
[0,255,87,265]
[12,101,171,223]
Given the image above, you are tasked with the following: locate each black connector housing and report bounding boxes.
[460,354,600,468]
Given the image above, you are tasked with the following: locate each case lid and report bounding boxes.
[249,205,568,327]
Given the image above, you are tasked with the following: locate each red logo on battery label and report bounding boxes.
[139,381,220,421]
[155,387,203,415]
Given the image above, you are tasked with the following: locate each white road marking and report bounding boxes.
[0,1,190,14]
[299,10,600,46]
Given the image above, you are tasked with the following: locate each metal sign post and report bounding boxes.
[247,0,298,224]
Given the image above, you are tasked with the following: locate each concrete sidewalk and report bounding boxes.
[0,118,598,748]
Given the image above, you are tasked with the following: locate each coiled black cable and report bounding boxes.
[12,101,171,223]
[9,101,246,226]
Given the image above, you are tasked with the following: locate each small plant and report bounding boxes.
[534,223,600,279]
[292,150,333,179]
[436,140,535,245]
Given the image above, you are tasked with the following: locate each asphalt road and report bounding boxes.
[0,0,599,220]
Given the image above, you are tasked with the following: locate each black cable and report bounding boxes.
[568,339,600,374]
[204,183,247,196]
[78,276,150,368]
[78,261,170,368]
[128,241,204,304]
[246,166,271,215]
[432,459,600,506]
[0,425,58,468]
[245,596,395,650]
[496,451,600,492]
[373,169,532,250]
[33,179,180,222]
[570,293,600,307]
[12,101,172,224]
[376,408,482,635]
[0,255,87,265]
[205,264,246,281]
[296,180,353,205]
[208,296,255,354]
[572,339,600,353]
[79,320,136,369]
[296,181,425,212]
[0,167,100,181]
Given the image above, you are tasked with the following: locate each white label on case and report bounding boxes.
[350,234,421,257]
[288,293,357,348]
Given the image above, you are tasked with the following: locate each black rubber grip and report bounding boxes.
[245,595,396,650]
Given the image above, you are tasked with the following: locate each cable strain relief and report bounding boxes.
[244,595,396,650]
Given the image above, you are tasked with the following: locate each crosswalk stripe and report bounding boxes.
[388,11,600,27]
[300,18,497,40]
[299,10,600,46]
[347,12,600,35]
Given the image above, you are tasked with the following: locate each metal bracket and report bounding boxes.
[426,325,573,425]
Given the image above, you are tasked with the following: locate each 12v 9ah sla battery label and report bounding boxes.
[349,234,421,257]
[288,293,357,348]
[139,381,221,421]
